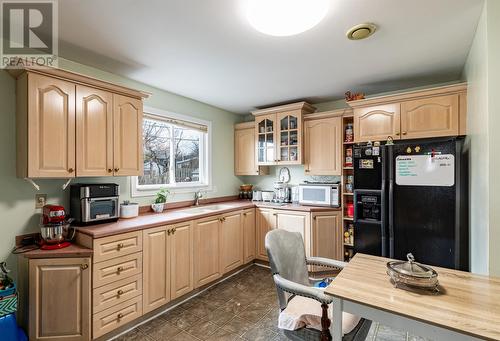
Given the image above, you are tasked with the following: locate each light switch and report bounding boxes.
[35,194,47,209]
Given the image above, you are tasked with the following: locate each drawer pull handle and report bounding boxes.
[117,313,123,319]
[80,264,88,270]
[117,290,124,296]
[117,243,124,250]
[117,266,124,273]
[114,168,120,172]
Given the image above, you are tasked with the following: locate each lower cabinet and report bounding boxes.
[256,208,277,261]
[276,211,311,256]
[243,209,256,263]
[220,212,243,274]
[170,221,194,299]
[194,216,222,288]
[311,212,343,261]
[28,257,91,341]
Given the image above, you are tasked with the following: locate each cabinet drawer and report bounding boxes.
[93,252,142,288]
[92,295,143,338]
[93,274,142,313]
[93,231,142,263]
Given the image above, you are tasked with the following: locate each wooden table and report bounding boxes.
[325,254,500,341]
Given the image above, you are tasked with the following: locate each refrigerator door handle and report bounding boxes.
[380,178,387,258]
[388,180,394,258]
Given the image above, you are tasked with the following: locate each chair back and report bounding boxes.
[265,229,310,310]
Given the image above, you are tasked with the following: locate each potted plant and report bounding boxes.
[151,188,169,213]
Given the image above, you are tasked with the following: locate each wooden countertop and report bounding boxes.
[77,200,340,238]
[325,254,500,341]
[20,244,93,259]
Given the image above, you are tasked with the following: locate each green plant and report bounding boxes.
[154,188,170,204]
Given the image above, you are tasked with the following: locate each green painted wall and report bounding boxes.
[0,58,242,278]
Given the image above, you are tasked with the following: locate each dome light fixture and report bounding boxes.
[244,0,329,37]
[346,23,377,40]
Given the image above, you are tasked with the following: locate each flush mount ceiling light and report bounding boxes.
[244,0,329,37]
[346,23,377,40]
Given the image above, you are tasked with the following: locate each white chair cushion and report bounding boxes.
[278,296,361,335]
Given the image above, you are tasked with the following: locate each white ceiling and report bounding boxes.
[58,0,484,114]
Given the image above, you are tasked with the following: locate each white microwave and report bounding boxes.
[298,183,340,207]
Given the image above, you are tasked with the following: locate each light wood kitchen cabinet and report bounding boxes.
[234,122,268,175]
[18,73,76,178]
[13,67,148,179]
[311,212,343,261]
[142,226,170,314]
[304,116,342,175]
[194,216,222,288]
[400,94,459,139]
[354,104,401,142]
[256,208,276,261]
[113,94,143,176]
[28,257,91,341]
[220,212,244,274]
[252,102,316,166]
[242,209,256,263]
[276,211,311,256]
[76,85,114,177]
[170,221,194,299]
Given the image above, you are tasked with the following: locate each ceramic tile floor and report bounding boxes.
[115,265,431,341]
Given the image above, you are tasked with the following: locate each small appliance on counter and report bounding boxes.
[252,190,262,201]
[120,201,139,219]
[239,184,253,200]
[273,181,291,203]
[39,205,75,250]
[70,183,120,225]
[261,191,275,202]
[298,182,340,207]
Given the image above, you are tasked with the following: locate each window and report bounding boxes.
[132,107,211,196]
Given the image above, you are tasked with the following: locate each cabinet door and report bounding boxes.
[255,114,277,165]
[256,208,276,260]
[27,73,76,178]
[194,216,221,288]
[29,257,90,341]
[143,226,170,313]
[220,212,243,274]
[76,85,114,176]
[276,211,311,256]
[304,117,342,175]
[170,221,194,299]
[277,111,302,164]
[113,94,143,176]
[235,127,258,175]
[311,212,343,261]
[354,104,401,142]
[400,94,459,139]
[243,209,256,263]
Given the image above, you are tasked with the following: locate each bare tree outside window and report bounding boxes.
[139,117,202,186]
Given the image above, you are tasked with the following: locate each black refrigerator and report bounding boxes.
[353,137,469,270]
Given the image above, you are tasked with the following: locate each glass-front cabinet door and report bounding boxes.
[277,111,302,164]
[256,114,277,164]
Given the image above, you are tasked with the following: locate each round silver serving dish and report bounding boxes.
[386,253,439,292]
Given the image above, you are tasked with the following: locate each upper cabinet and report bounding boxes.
[13,67,149,178]
[304,114,343,175]
[234,122,268,175]
[252,102,316,166]
[349,83,467,143]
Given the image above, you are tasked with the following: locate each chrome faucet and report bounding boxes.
[194,190,203,206]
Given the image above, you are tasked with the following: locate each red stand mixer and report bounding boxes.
[39,205,75,250]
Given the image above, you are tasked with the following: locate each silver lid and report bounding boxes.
[387,253,438,279]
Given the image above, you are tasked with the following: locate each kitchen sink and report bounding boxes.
[179,204,235,215]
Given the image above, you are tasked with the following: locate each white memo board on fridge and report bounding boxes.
[396,154,455,187]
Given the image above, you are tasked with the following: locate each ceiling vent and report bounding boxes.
[346,23,377,40]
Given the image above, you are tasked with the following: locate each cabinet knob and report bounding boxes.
[68,168,74,173]
[395,132,400,136]
[117,266,124,273]
[402,131,408,135]
[108,168,113,173]
[313,216,317,220]
[117,290,124,296]
[117,243,124,250]
[114,168,119,172]
[305,169,310,173]
[243,213,247,216]
[117,313,123,319]
[80,264,88,270]
[172,228,176,234]
[167,229,171,235]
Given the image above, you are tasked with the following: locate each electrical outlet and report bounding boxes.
[35,194,47,209]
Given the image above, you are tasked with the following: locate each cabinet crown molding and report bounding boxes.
[304,108,353,120]
[251,101,316,116]
[346,82,467,108]
[8,64,150,100]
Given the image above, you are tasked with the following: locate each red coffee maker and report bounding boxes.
[39,205,73,250]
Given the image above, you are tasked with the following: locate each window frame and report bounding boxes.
[131,106,213,197]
